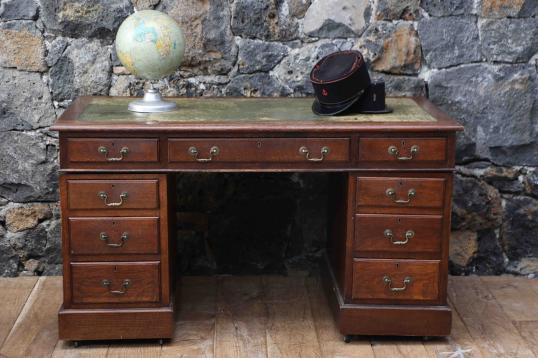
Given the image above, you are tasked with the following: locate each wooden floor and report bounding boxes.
[0,276,537,358]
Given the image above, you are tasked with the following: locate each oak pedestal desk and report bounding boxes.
[51,96,463,343]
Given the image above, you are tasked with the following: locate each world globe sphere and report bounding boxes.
[115,10,185,81]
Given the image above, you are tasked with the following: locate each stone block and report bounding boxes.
[421,0,475,16]
[5,204,52,232]
[0,21,46,72]
[0,131,58,202]
[40,0,133,41]
[451,175,502,231]
[231,0,298,41]
[449,230,478,268]
[374,0,420,20]
[418,16,481,68]
[501,196,538,261]
[49,38,112,101]
[479,18,538,62]
[160,0,237,74]
[428,64,537,161]
[480,0,538,18]
[237,39,288,74]
[0,68,55,131]
[358,21,421,75]
[0,225,18,277]
[303,0,370,38]
[0,0,38,21]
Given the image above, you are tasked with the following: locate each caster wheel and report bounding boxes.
[73,341,80,348]
[344,335,353,343]
[422,336,432,342]
[158,339,164,346]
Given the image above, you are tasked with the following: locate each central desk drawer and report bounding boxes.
[67,179,159,210]
[68,217,160,255]
[71,262,161,304]
[352,259,440,302]
[168,138,350,163]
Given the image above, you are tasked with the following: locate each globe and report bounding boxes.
[115,10,185,81]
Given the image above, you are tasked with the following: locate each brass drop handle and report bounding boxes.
[385,188,416,204]
[384,229,414,245]
[188,146,220,162]
[98,146,129,161]
[388,145,419,161]
[101,279,131,295]
[299,146,330,162]
[99,232,129,247]
[98,191,128,207]
[383,276,412,292]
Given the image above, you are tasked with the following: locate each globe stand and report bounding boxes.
[128,87,177,113]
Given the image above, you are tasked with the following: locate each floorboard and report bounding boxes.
[160,276,217,358]
[481,276,538,322]
[0,277,62,358]
[305,277,375,358]
[214,276,267,358]
[0,276,38,349]
[448,276,535,358]
[263,276,322,358]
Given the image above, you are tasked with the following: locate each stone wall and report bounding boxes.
[0,0,537,277]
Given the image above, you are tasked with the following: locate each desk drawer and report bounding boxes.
[356,177,445,213]
[168,138,350,163]
[354,214,442,255]
[67,179,159,210]
[68,217,159,255]
[358,137,447,166]
[71,262,161,304]
[66,138,159,163]
[352,259,440,302]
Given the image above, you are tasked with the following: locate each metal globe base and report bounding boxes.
[128,88,176,113]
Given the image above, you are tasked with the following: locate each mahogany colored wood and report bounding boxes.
[52,96,462,342]
[351,259,440,302]
[66,138,159,163]
[70,262,161,304]
[66,179,159,210]
[354,214,443,255]
[58,304,174,341]
[68,217,160,256]
[358,137,447,167]
[169,137,350,163]
[356,176,446,213]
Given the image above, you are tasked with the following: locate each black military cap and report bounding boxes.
[310,50,371,116]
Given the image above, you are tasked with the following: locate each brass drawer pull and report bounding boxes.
[97,191,128,207]
[383,275,412,292]
[188,146,220,162]
[388,145,419,161]
[98,146,129,161]
[384,229,414,245]
[101,279,131,295]
[385,188,416,204]
[99,232,129,247]
[299,146,330,162]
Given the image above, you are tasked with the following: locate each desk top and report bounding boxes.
[52,96,463,133]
